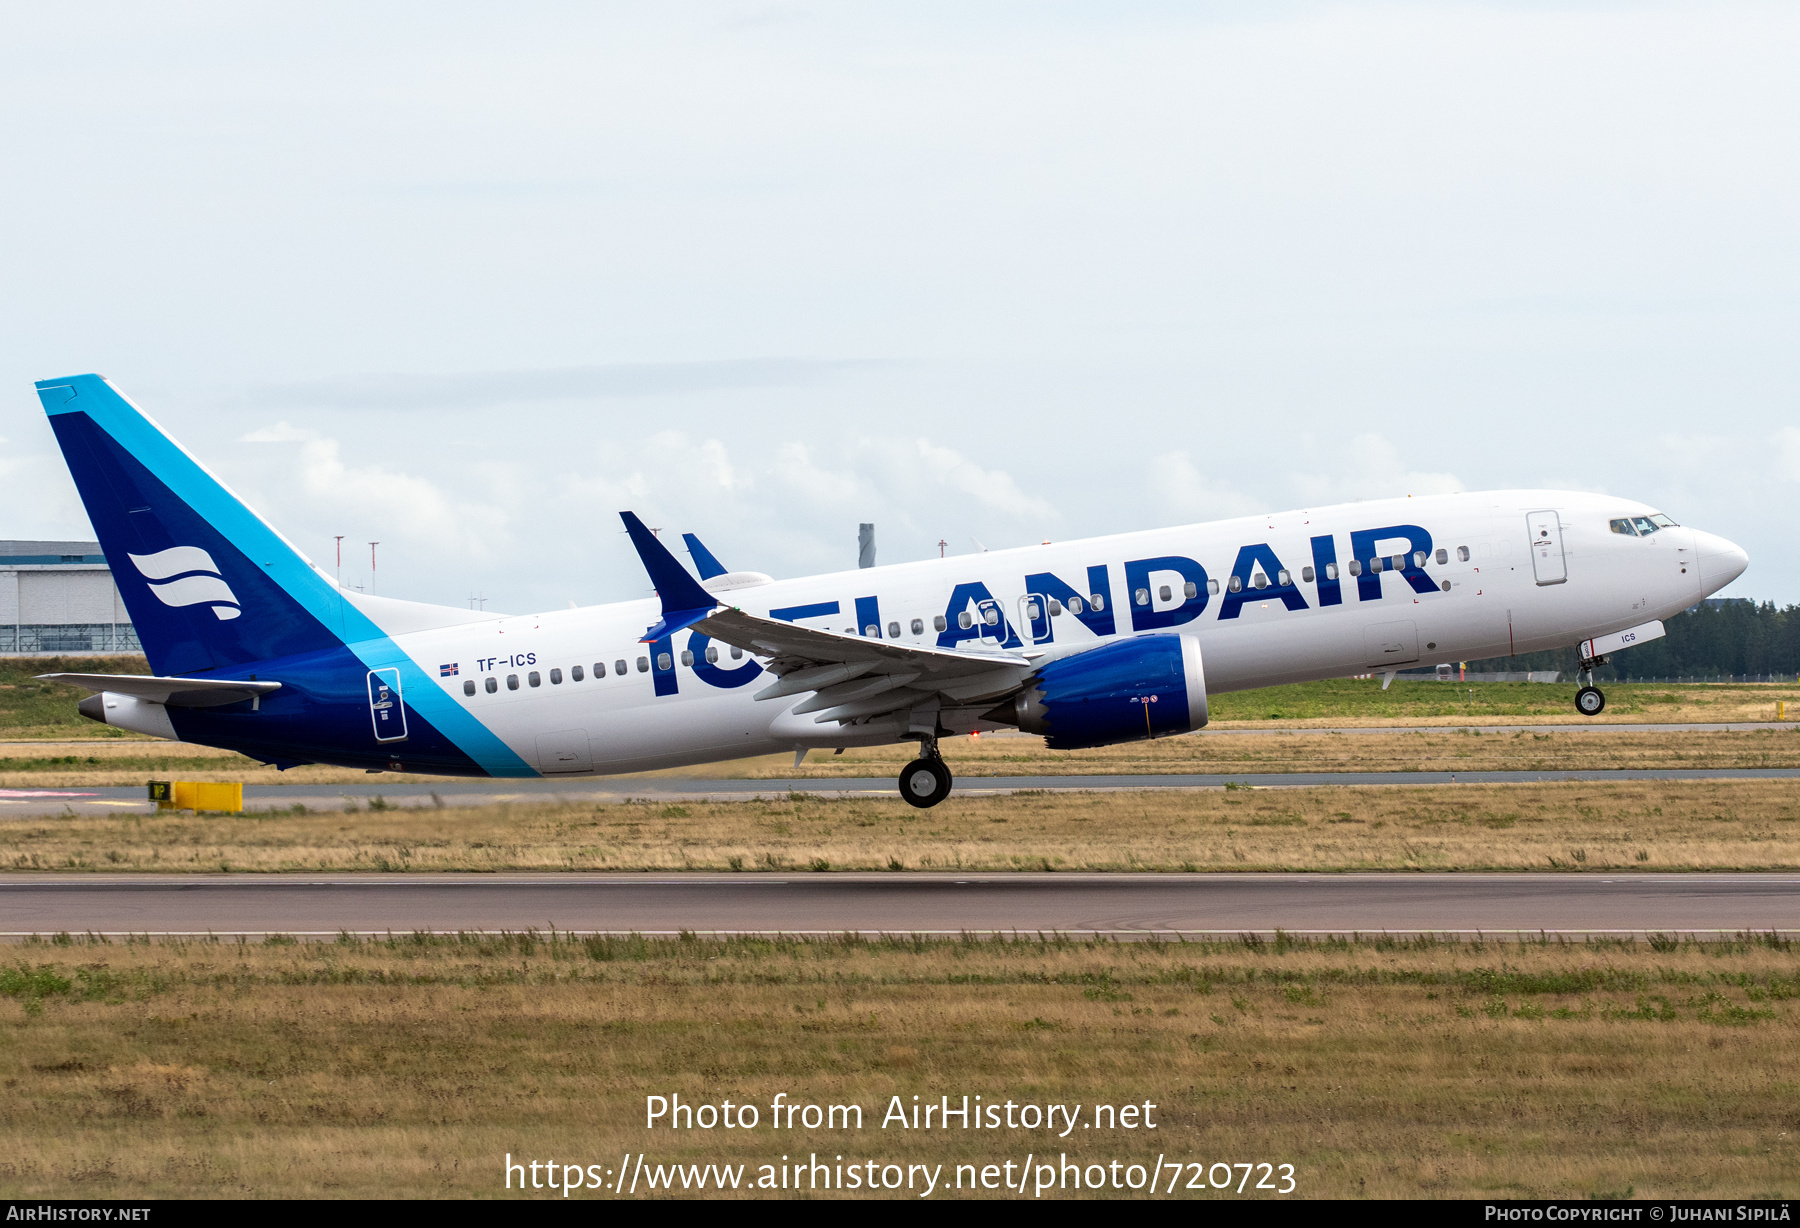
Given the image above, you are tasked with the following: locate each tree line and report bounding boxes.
[1466,600,1800,680]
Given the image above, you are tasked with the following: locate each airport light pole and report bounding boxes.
[369,542,379,596]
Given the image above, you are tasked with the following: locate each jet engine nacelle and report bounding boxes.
[1002,633,1208,750]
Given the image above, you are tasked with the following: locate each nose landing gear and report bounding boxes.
[899,735,953,808]
[1575,654,1607,717]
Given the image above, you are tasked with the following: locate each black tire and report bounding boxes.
[1576,685,1606,716]
[899,757,953,808]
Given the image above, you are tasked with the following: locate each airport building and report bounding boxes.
[0,540,142,655]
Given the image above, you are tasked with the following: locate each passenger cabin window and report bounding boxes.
[1301,566,1315,583]
[1252,572,1268,590]
[528,671,541,687]
[463,680,476,697]
[1135,587,1151,606]
[1157,585,1171,602]
[1456,546,1470,562]
[507,674,519,690]
[1067,596,1084,614]
[1436,548,1448,564]
[485,677,498,694]
[730,646,743,659]
[635,657,648,673]
[1089,593,1106,611]
[1182,582,1197,599]
[549,668,562,684]
[705,646,719,663]
[1049,599,1063,615]
[910,618,924,635]
[572,665,585,681]
[1412,551,1426,568]
[679,650,693,666]
[1347,560,1361,577]
[613,659,626,676]
[888,621,901,638]
[983,608,1000,626]
[657,653,672,671]
[934,615,947,632]
[1325,563,1338,580]
[1277,569,1291,586]
[864,625,879,637]
[1208,578,1220,595]
[1227,576,1242,593]
[958,611,973,629]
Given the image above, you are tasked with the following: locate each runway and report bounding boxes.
[4,767,1798,815]
[2,872,1794,937]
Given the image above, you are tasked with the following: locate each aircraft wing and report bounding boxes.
[37,673,283,708]
[620,510,1035,727]
[693,607,1035,724]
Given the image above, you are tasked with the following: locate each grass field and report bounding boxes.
[9,779,1798,873]
[0,657,148,740]
[0,932,1792,1199]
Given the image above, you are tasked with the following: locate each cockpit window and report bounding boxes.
[1609,519,1638,536]
[1632,516,1659,536]
[1650,513,1678,528]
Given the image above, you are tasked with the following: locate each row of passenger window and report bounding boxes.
[1117,546,1475,606]
[459,643,751,696]
[462,539,1490,694]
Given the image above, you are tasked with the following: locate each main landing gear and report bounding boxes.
[1575,656,1606,717]
[899,738,953,809]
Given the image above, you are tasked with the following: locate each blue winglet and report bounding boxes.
[682,532,728,580]
[621,512,718,642]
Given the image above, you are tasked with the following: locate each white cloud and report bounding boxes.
[1292,434,1465,506]
[771,441,862,507]
[1144,451,1261,525]
[239,421,504,559]
[912,440,1057,523]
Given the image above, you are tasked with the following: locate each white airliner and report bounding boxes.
[37,374,1748,807]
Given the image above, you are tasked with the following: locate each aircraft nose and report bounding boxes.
[1691,529,1749,594]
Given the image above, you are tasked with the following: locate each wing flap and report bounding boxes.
[693,607,1036,727]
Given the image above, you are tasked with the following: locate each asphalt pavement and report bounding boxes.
[1,872,1793,938]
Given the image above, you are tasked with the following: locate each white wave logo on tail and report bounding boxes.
[128,547,242,621]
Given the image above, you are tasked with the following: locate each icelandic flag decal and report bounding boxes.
[439,663,459,677]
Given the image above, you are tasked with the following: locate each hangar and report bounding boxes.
[0,539,141,655]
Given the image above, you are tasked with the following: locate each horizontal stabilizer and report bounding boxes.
[39,673,282,709]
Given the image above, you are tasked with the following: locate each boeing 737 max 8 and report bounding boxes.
[35,374,1748,807]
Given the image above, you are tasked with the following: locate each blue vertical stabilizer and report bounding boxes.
[36,374,532,776]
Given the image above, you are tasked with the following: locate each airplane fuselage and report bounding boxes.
[163,489,1743,778]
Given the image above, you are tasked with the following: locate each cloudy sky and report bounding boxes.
[2,2,1795,609]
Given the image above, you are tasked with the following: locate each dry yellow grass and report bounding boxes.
[6,726,1800,788]
[0,933,1793,1199]
[737,726,1800,780]
[9,779,1798,873]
